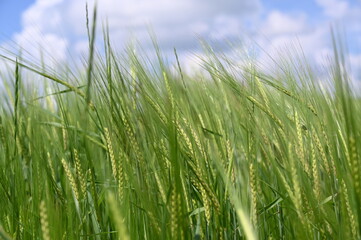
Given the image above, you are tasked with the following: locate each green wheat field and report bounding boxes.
[0,11,361,240]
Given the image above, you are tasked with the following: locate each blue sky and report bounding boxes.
[0,1,33,42]
[0,0,360,75]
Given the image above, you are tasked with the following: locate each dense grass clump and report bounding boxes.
[0,30,361,239]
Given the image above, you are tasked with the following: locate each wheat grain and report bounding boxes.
[47,152,56,181]
[104,128,118,180]
[349,136,360,197]
[62,123,67,151]
[183,117,205,157]
[342,180,358,239]
[295,112,310,176]
[170,188,182,239]
[312,128,330,175]
[61,158,79,200]
[311,142,321,200]
[145,95,167,124]
[255,76,270,108]
[118,151,125,203]
[249,163,258,228]
[163,71,175,109]
[201,185,211,224]
[107,192,130,240]
[39,201,50,240]
[74,149,87,198]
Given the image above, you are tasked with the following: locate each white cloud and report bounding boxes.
[254,10,332,73]
[1,0,359,83]
[10,0,261,64]
[253,7,361,89]
[315,0,349,18]
[9,0,68,66]
[350,53,361,74]
[209,15,243,40]
[348,53,361,93]
[14,27,68,63]
[21,0,65,35]
[74,40,89,56]
[261,11,308,36]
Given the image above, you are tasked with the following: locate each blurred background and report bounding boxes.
[0,0,360,78]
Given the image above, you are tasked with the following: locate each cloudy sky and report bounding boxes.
[0,0,360,74]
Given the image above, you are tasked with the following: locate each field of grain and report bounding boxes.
[0,22,360,239]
